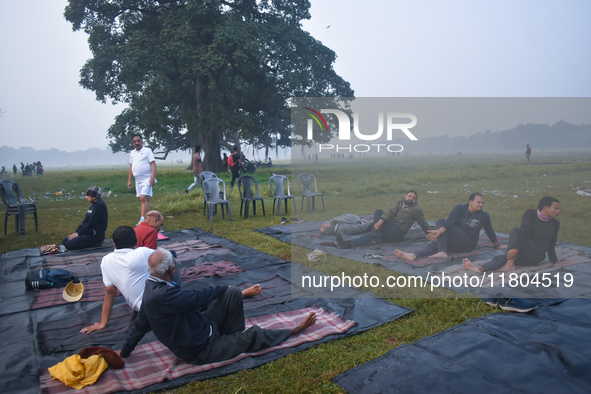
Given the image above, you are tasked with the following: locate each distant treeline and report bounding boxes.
[0,146,202,168]
[2,121,590,167]
[393,120,591,153]
[0,147,130,168]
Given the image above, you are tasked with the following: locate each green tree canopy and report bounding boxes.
[65,0,354,170]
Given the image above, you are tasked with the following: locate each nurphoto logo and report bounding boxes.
[296,99,419,154]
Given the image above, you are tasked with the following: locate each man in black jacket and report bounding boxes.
[63,186,108,250]
[120,248,316,363]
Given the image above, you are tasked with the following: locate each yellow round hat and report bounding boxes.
[62,281,84,302]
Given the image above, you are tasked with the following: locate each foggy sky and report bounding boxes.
[1,0,590,153]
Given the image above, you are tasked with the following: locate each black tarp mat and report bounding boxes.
[257,221,591,298]
[0,228,412,394]
[333,297,591,393]
[257,220,513,279]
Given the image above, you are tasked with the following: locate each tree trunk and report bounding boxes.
[194,77,225,173]
[202,97,225,173]
[202,129,225,172]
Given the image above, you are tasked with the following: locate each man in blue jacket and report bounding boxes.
[395,193,504,261]
[63,186,108,250]
[120,248,316,363]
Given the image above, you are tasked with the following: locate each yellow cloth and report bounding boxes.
[48,354,108,389]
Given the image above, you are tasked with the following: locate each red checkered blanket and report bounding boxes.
[40,307,357,393]
[35,275,300,355]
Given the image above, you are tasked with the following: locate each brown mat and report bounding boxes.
[43,252,108,277]
[31,261,244,310]
[41,240,227,277]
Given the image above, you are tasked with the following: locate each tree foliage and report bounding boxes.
[65,0,354,170]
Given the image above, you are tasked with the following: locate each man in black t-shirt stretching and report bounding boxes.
[464,196,560,272]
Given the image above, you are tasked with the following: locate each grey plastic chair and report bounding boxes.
[0,179,38,235]
[202,178,231,222]
[237,175,265,218]
[200,171,218,216]
[269,175,297,216]
[200,171,217,182]
[297,173,325,213]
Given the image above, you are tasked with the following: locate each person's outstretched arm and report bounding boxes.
[81,285,117,333]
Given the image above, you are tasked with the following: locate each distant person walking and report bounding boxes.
[128,134,157,226]
[185,145,203,194]
[222,153,228,171]
[524,144,531,161]
[13,164,17,175]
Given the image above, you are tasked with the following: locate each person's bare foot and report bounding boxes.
[290,312,317,335]
[395,249,416,261]
[242,284,261,298]
[429,252,448,259]
[463,258,484,272]
[498,257,516,272]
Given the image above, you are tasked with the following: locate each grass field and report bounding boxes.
[2,150,590,392]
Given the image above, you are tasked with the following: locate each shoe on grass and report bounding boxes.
[499,298,535,313]
[495,298,535,313]
[184,189,189,194]
[484,298,501,308]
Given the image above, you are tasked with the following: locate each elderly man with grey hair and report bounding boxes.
[120,247,316,363]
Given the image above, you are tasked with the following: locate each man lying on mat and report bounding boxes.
[464,196,560,272]
[395,193,505,261]
[336,191,430,248]
[119,247,316,363]
[82,227,259,334]
[319,213,373,237]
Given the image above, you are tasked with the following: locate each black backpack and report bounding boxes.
[25,268,79,290]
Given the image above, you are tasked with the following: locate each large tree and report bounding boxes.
[65,0,354,170]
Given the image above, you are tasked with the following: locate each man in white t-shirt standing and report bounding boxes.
[128,134,157,225]
[81,225,154,334]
